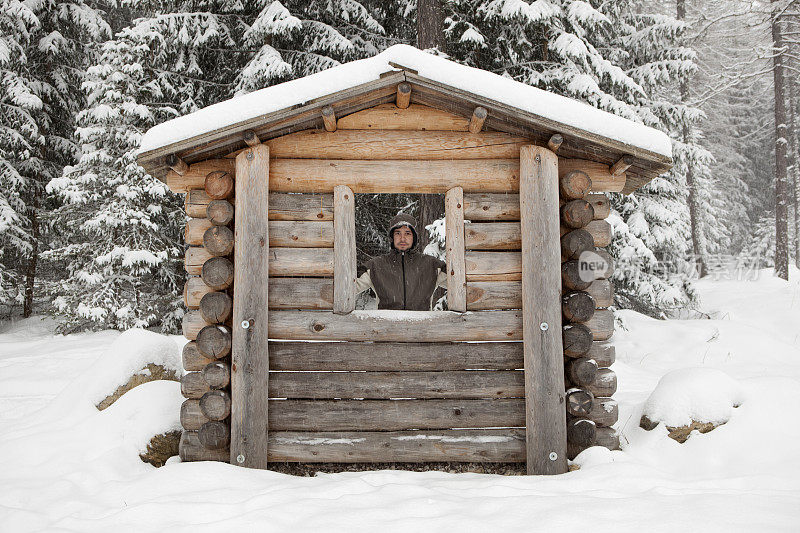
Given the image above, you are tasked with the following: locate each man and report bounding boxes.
[355,213,447,311]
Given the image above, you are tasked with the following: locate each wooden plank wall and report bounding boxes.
[176,101,619,468]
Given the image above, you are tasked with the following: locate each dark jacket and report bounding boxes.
[356,214,446,311]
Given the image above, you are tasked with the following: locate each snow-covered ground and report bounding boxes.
[1,269,799,532]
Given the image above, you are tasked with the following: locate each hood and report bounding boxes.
[388,213,419,251]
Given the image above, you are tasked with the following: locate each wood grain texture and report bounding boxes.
[586,308,614,341]
[269,248,334,276]
[268,310,522,342]
[268,221,334,248]
[464,193,608,222]
[445,187,466,312]
[519,145,567,475]
[586,279,613,308]
[333,185,356,314]
[268,399,525,431]
[182,310,210,341]
[268,341,523,371]
[465,251,521,281]
[559,159,624,193]
[264,129,528,159]
[182,341,216,372]
[179,430,229,462]
[269,277,333,309]
[185,246,213,275]
[184,276,212,309]
[268,429,526,463]
[268,370,524,399]
[336,103,470,131]
[465,222,520,250]
[466,281,521,310]
[181,399,208,430]
[587,342,615,368]
[187,191,333,221]
[231,145,271,469]
[268,159,520,194]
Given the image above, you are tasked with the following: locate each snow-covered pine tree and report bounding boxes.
[0,0,109,317]
[235,0,385,94]
[46,4,240,332]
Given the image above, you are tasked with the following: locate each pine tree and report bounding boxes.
[0,0,109,317]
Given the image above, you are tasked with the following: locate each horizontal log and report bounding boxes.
[269,277,333,309]
[466,281,521,310]
[269,248,334,276]
[559,159,624,193]
[595,426,620,450]
[268,370,524,399]
[268,310,522,342]
[268,429,526,463]
[182,341,216,372]
[168,159,235,192]
[200,389,232,420]
[199,420,230,449]
[268,221,334,248]
[463,193,608,222]
[585,220,612,247]
[181,371,210,399]
[593,248,615,280]
[202,257,234,290]
[199,291,232,324]
[566,388,594,418]
[203,225,233,256]
[561,199,594,229]
[204,170,234,200]
[463,193,520,220]
[179,430,229,462]
[187,221,336,250]
[565,357,598,387]
[269,159,520,194]
[465,252,521,281]
[586,368,617,397]
[196,324,231,359]
[265,129,528,160]
[336,103,470,131]
[182,310,210,340]
[269,341,523,371]
[185,217,213,245]
[563,323,593,358]
[561,229,594,261]
[185,246,213,275]
[269,399,525,431]
[586,279,613,308]
[588,342,615,368]
[206,200,234,225]
[186,191,334,221]
[202,362,231,389]
[562,260,592,291]
[181,399,208,431]
[562,291,595,323]
[185,189,212,218]
[465,223,520,250]
[170,158,625,195]
[588,398,618,427]
[586,308,614,341]
[184,276,211,309]
[559,170,591,200]
[586,193,609,219]
[567,417,596,447]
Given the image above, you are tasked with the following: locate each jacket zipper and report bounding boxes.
[401,252,406,310]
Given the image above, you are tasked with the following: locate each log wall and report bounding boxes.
[175,100,620,469]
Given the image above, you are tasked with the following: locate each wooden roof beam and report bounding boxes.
[396,82,411,109]
[166,154,188,175]
[243,130,261,147]
[610,155,634,176]
[547,134,563,153]
[469,106,487,133]
[321,106,337,132]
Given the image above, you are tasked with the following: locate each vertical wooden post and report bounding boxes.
[520,145,567,475]
[445,186,466,312]
[334,185,356,314]
[231,145,270,469]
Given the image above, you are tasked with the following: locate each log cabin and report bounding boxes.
[137,45,672,475]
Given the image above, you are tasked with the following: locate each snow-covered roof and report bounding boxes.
[138,45,673,192]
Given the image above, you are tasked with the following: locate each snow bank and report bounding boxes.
[139,45,672,158]
[642,368,745,427]
[85,328,182,407]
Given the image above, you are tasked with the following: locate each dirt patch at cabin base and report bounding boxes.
[140,431,181,467]
[640,415,722,443]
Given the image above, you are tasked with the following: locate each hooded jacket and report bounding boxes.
[355,214,447,311]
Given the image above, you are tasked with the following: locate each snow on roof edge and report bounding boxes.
[139,45,672,160]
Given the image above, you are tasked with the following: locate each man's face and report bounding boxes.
[393,226,414,251]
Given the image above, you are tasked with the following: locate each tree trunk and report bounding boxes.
[23,193,40,318]
[788,67,800,268]
[418,194,443,250]
[772,0,789,280]
[417,0,445,52]
[677,0,707,278]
